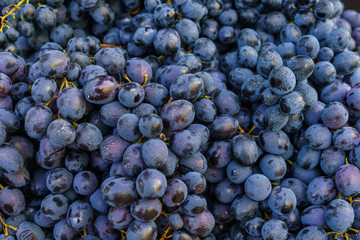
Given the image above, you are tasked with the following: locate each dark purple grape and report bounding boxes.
[182,171,206,194]
[231,134,259,166]
[67,200,94,231]
[101,177,137,207]
[100,135,130,162]
[136,169,167,198]
[333,127,360,151]
[39,50,69,78]
[0,186,25,216]
[108,206,133,230]
[215,178,242,204]
[41,193,69,221]
[306,176,337,204]
[162,179,188,207]
[231,195,258,222]
[301,205,327,228]
[169,130,202,158]
[127,220,157,240]
[57,87,86,121]
[46,167,73,193]
[325,199,354,233]
[142,138,168,168]
[245,174,271,201]
[268,186,297,216]
[83,76,119,105]
[0,143,24,174]
[183,209,215,236]
[210,114,239,140]
[16,221,45,240]
[130,198,162,221]
[160,100,195,133]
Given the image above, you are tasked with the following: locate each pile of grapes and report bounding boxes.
[1,0,360,239]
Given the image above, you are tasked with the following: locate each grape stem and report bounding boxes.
[0,0,26,32]
[0,213,18,236]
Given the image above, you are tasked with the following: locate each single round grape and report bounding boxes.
[245,174,272,201]
[130,198,162,221]
[67,200,94,231]
[136,169,167,198]
[108,206,133,230]
[41,193,69,221]
[101,177,138,207]
[162,179,188,207]
[325,199,354,233]
[268,186,297,216]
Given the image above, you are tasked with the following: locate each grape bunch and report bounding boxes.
[0,0,360,239]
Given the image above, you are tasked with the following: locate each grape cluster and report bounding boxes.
[0,0,360,239]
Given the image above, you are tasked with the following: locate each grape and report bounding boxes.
[75,123,103,151]
[100,135,130,162]
[183,209,215,236]
[0,143,24,174]
[127,220,157,240]
[108,206,133,230]
[231,195,258,222]
[160,100,195,132]
[162,179,188,207]
[139,114,163,138]
[179,194,207,216]
[169,130,202,158]
[325,199,354,233]
[41,193,68,221]
[0,186,25,216]
[57,87,86,121]
[306,176,337,204]
[259,154,287,181]
[122,143,144,177]
[39,50,69,77]
[130,198,162,221]
[335,164,360,197]
[244,174,272,201]
[16,222,45,240]
[101,177,138,207]
[261,219,288,240]
[142,138,168,168]
[93,215,119,240]
[67,200,94,231]
[83,76,119,105]
[268,186,297,215]
[136,169,167,198]
[296,226,327,240]
[46,167,73,193]
[281,178,308,207]
[226,160,250,183]
[206,140,232,168]
[118,82,145,108]
[94,47,125,75]
[73,171,98,196]
[116,113,141,142]
[47,119,76,147]
[231,134,259,166]
[301,205,327,228]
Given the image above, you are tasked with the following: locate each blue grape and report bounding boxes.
[101,177,138,207]
[325,199,354,233]
[67,200,94,231]
[108,206,133,230]
[136,169,167,198]
[306,176,337,204]
[245,174,272,201]
[41,193,69,221]
[268,186,297,215]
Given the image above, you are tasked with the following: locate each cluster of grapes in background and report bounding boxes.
[1,0,360,239]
